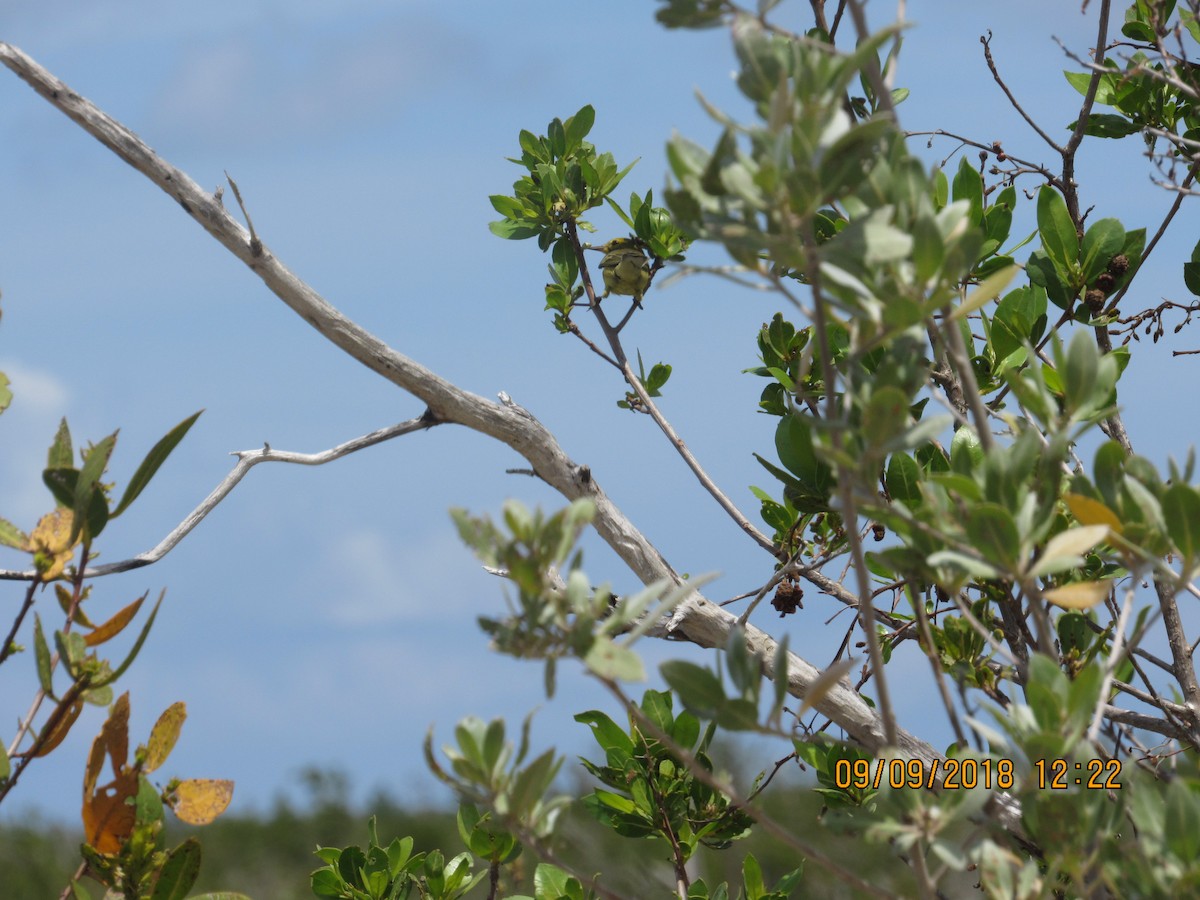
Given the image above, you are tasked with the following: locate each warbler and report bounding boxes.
[594,238,652,307]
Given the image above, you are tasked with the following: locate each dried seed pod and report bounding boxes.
[1107,254,1130,277]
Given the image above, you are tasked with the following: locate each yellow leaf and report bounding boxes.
[84,594,146,648]
[1044,581,1111,609]
[144,702,187,773]
[1064,493,1123,534]
[56,584,94,628]
[1042,524,1109,560]
[170,778,234,825]
[28,508,77,580]
[949,264,1021,321]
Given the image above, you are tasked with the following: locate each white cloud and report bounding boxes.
[0,358,69,411]
[321,527,494,627]
[0,359,72,528]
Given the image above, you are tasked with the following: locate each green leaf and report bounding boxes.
[1026,249,1074,309]
[489,219,542,240]
[1036,185,1079,278]
[862,387,910,449]
[775,414,831,494]
[966,503,1020,571]
[113,411,203,517]
[564,105,595,153]
[69,432,116,544]
[1094,440,1126,509]
[1077,113,1141,139]
[933,168,949,209]
[950,426,983,475]
[42,468,77,511]
[1186,238,1200,296]
[983,185,1016,247]
[574,710,634,755]
[1063,68,1099,98]
[47,418,73,469]
[1062,329,1099,417]
[534,863,580,900]
[0,516,29,550]
[952,157,983,226]
[640,688,675,735]
[885,453,921,505]
[584,637,646,681]
[1080,218,1125,284]
[910,213,944,281]
[489,194,527,219]
[742,852,766,899]
[1166,777,1200,862]
[34,614,54,697]
[672,708,701,751]
[1185,262,1200,298]
[1163,484,1200,562]
[660,661,726,717]
[646,363,672,394]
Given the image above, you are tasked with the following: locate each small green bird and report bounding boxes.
[594,238,652,307]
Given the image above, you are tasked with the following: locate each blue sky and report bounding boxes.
[2,1,1198,825]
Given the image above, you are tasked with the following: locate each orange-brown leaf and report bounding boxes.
[82,769,139,854]
[34,698,84,757]
[99,692,131,777]
[84,594,145,648]
[1063,493,1124,534]
[144,702,187,773]
[84,734,105,802]
[170,778,234,825]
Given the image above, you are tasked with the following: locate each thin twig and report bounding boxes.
[562,222,778,555]
[1087,583,1134,743]
[981,31,1064,152]
[803,221,899,747]
[0,415,436,581]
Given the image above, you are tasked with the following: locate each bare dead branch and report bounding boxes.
[0,415,437,581]
[981,31,1064,153]
[0,40,939,764]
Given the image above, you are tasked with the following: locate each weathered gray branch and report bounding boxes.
[0,415,436,580]
[0,40,938,765]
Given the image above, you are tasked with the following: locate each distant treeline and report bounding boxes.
[2,766,910,898]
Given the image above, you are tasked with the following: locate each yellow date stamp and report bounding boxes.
[1033,758,1122,790]
[832,757,1123,791]
[833,757,1016,791]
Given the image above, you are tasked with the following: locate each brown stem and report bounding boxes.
[981,32,1065,153]
[1154,578,1200,736]
[0,579,39,666]
[803,223,899,747]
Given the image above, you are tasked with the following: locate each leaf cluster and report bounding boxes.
[576,690,753,859]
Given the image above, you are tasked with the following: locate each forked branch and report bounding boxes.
[0,40,939,766]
